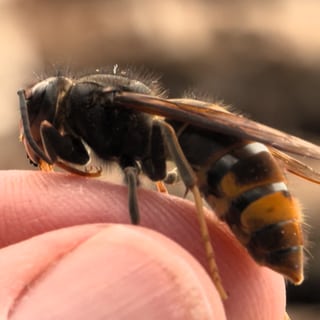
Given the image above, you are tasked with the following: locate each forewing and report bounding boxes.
[113,91,320,160]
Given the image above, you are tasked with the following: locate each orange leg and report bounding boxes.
[156,181,168,193]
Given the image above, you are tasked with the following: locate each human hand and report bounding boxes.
[0,171,286,319]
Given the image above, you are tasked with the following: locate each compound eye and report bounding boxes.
[26,77,65,127]
[27,79,53,113]
[30,79,49,97]
[22,82,48,126]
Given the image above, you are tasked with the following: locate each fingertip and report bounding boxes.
[2,224,226,320]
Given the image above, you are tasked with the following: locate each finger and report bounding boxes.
[1,224,225,320]
[0,170,286,319]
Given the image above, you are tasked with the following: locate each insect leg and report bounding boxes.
[141,121,167,181]
[123,166,140,225]
[40,120,89,164]
[154,119,228,299]
[141,122,168,194]
[40,121,101,177]
[156,168,180,194]
[156,181,168,193]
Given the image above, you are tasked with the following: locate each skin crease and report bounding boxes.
[0,170,286,319]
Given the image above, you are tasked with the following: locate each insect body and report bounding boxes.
[18,73,320,298]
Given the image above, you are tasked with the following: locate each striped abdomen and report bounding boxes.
[205,141,304,284]
[174,124,304,284]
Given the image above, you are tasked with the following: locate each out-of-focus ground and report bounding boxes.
[1,0,319,318]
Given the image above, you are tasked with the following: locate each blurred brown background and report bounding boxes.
[1,0,320,318]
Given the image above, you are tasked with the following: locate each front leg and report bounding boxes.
[40,121,101,177]
[40,121,89,164]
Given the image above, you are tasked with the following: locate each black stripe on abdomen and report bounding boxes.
[225,182,289,228]
[207,142,279,196]
[231,182,289,213]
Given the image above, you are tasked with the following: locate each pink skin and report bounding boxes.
[0,171,286,319]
